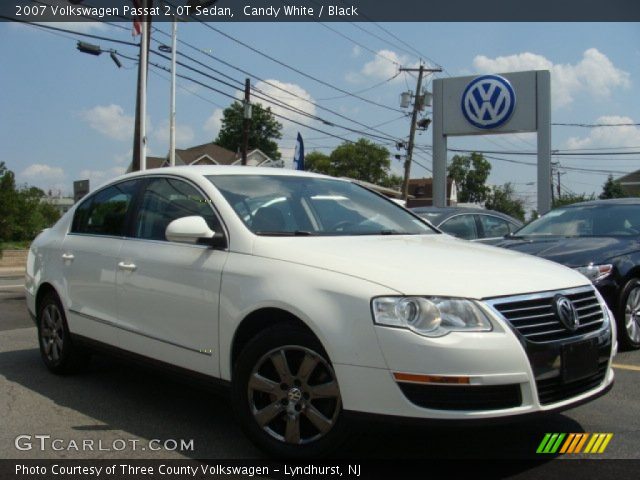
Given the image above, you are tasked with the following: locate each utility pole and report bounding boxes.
[400,65,442,201]
[556,169,562,199]
[132,0,152,171]
[169,16,177,166]
[241,78,251,165]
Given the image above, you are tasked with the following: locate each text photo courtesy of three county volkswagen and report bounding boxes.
[1,0,640,468]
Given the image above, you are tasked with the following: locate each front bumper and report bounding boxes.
[335,288,614,420]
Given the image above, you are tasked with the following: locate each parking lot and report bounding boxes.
[1,271,638,468]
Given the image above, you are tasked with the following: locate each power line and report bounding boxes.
[449,148,640,156]
[553,122,640,127]
[149,29,404,141]
[163,1,405,114]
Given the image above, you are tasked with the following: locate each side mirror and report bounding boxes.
[165,216,224,247]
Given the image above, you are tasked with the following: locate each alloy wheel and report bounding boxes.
[247,346,341,445]
[40,303,65,363]
[625,286,640,344]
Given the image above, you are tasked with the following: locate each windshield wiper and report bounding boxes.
[255,230,315,236]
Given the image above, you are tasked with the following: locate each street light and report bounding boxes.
[76,41,122,68]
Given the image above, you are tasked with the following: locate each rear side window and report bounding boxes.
[440,214,478,240]
[71,180,138,236]
[479,215,511,238]
[134,177,221,241]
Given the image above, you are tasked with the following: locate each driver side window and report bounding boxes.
[134,177,221,241]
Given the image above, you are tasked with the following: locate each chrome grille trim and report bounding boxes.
[484,286,606,343]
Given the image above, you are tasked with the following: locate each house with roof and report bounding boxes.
[126,142,283,172]
[405,177,458,208]
[617,170,640,196]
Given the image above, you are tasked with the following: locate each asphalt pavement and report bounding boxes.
[1,272,638,471]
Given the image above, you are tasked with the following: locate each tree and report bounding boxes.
[0,162,60,247]
[447,152,492,203]
[328,138,393,185]
[599,174,626,199]
[304,139,398,187]
[553,192,595,208]
[215,101,283,159]
[305,151,331,174]
[484,183,526,222]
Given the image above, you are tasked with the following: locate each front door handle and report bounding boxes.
[117,261,137,272]
[61,253,74,261]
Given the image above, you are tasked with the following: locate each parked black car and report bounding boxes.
[498,198,640,350]
[412,207,523,245]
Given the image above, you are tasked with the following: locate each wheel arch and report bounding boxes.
[230,307,326,374]
[35,282,62,315]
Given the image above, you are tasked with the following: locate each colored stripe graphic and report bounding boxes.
[538,433,613,454]
[536,433,565,453]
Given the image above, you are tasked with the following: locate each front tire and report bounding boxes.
[231,325,348,458]
[37,292,90,374]
[618,279,640,350]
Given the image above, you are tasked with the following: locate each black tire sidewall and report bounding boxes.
[618,279,640,350]
[37,292,79,373]
[231,325,349,458]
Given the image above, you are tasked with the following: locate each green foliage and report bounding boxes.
[0,162,61,245]
[447,153,492,203]
[328,139,393,184]
[599,174,626,199]
[304,139,400,188]
[553,192,595,208]
[528,210,540,223]
[484,183,526,222]
[214,101,283,160]
[305,151,331,174]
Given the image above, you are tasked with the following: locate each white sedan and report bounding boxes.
[26,166,616,457]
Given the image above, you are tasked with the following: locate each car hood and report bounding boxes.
[252,234,589,299]
[497,236,640,267]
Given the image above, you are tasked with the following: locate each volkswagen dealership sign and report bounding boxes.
[461,75,516,129]
[432,70,552,213]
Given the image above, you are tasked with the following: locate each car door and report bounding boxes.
[61,179,140,345]
[116,176,228,376]
[478,214,512,245]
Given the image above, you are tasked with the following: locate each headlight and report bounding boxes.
[372,296,492,337]
[574,264,613,283]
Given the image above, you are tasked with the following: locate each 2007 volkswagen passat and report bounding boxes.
[26,167,616,457]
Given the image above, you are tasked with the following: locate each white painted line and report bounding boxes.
[612,363,640,372]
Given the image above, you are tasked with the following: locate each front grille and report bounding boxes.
[536,363,608,405]
[489,287,605,343]
[398,383,522,411]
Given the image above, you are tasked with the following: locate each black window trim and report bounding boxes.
[68,178,144,240]
[126,173,230,250]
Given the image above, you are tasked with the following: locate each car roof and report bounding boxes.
[120,165,330,179]
[562,197,640,208]
[411,206,522,224]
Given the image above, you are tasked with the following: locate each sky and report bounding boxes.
[1,19,639,211]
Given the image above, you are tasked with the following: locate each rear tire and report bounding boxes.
[37,292,90,374]
[231,325,349,458]
[617,279,640,350]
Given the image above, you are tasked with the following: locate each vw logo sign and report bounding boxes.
[554,295,580,332]
[461,75,516,129]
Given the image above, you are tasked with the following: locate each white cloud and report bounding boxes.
[80,104,134,141]
[153,120,195,147]
[203,108,224,138]
[347,49,418,84]
[79,167,126,189]
[473,48,630,108]
[566,116,640,149]
[21,164,65,181]
[351,45,362,58]
[251,80,317,163]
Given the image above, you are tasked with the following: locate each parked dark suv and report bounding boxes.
[498,198,640,350]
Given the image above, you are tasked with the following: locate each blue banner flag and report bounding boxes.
[293,132,304,170]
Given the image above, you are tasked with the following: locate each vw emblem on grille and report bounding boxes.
[461,75,516,129]
[554,295,580,331]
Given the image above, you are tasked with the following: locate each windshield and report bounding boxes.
[516,203,640,237]
[207,175,436,236]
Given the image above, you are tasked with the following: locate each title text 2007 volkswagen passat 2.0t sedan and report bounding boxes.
[26,167,616,457]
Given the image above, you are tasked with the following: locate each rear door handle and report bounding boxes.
[117,261,137,272]
[61,253,74,261]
